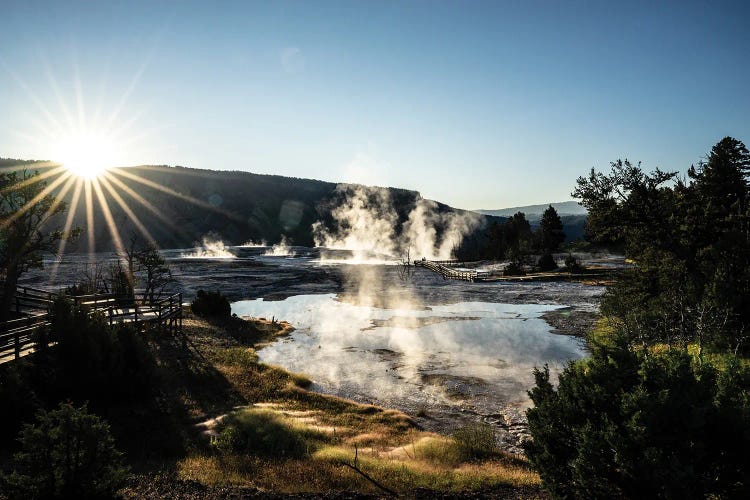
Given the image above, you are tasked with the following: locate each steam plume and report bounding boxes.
[181,235,236,259]
[313,184,480,262]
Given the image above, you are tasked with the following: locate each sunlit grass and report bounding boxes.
[588,316,750,369]
[174,310,542,495]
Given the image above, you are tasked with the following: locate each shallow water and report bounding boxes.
[232,294,585,448]
[22,247,598,450]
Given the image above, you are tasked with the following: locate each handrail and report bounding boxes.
[1,287,183,364]
[15,285,56,298]
[414,259,478,282]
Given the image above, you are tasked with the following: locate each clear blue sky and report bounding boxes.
[1,0,748,209]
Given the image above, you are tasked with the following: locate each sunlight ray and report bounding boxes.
[98,174,159,248]
[0,161,59,174]
[0,170,71,229]
[41,173,77,221]
[43,59,76,130]
[84,179,96,259]
[102,171,180,232]
[105,60,149,130]
[110,167,242,220]
[92,177,125,257]
[74,63,87,130]
[0,60,65,132]
[0,165,67,194]
[50,178,84,283]
[109,109,151,144]
[26,114,63,143]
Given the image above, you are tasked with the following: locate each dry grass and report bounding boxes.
[169,309,541,495]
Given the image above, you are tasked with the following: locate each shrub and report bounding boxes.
[536,253,558,272]
[51,296,156,404]
[2,403,128,499]
[212,347,259,368]
[563,253,583,273]
[452,423,497,460]
[503,261,525,276]
[191,290,231,318]
[414,436,463,465]
[525,340,750,498]
[212,409,321,458]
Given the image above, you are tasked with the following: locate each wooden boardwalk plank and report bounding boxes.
[0,289,183,365]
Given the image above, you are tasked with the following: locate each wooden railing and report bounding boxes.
[99,293,183,328]
[0,287,183,364]
[13,286,55,314]
[0,313,51,362]
[414,260,479,282]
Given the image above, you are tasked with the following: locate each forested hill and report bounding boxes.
[24,163,501,252]
[77,165,341,250]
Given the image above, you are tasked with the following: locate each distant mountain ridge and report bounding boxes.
[475,201,587,242]
[475,201,587,218]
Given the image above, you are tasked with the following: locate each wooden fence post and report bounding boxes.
[14,329,20,359]
[179,293,183,333]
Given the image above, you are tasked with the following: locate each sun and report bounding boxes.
[54,131,119,179]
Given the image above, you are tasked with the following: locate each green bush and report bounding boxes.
[51,296,156,404]
[525,339,750,498]
[212,409,321,458]
[452,423,497,460]
[191,290,231,318]
[536,253,558,272]
[2,403,128,499]
[563,253,582,273]
[503,261,525,276]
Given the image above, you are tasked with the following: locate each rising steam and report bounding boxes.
[181,235,236,259]
[312,184,480,262]
[263,235,295,256]
[239,239,268,247]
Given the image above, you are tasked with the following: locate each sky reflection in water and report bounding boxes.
[232,294,585,411]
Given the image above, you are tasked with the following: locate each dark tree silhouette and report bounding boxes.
[538,205,565,251]
[571,137,750,351]
[0,168,77,319]
[135,244,173,304]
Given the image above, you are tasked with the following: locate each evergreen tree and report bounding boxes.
[572,138,750,351]
[538,205,565,251]
[496,211,532,268]
[525,340,750,499]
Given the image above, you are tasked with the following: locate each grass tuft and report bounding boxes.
[213,408,328,458]
[452,423,498,460]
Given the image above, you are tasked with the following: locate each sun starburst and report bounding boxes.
[4,62,237,284]
[53,130,119,179]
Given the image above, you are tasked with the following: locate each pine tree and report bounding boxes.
[539,205,565,251]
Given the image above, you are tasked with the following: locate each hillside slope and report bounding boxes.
[2,161,504,252]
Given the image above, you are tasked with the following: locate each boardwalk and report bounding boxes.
[413,259,484,282]
[0,286,182,364]
[413,259,617,283]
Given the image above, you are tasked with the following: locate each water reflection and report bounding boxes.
[232,294,585,417]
